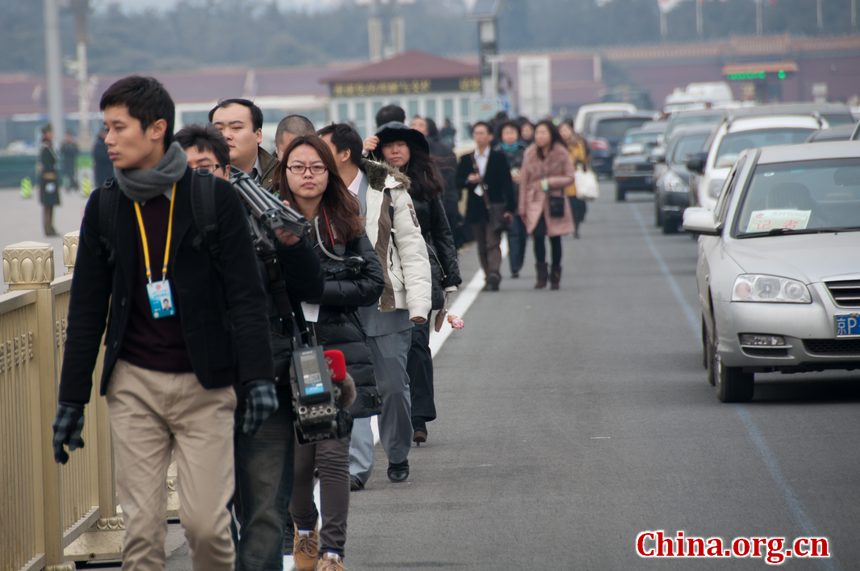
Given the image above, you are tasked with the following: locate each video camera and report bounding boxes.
[229,167,310,250]
[292,347,352,444]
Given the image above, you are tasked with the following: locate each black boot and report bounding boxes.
[550,265,562,290]
[535,262,548,289]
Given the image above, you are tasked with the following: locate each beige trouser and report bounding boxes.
[107,359,237,571]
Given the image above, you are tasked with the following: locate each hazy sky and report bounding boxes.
[101,0,341,12]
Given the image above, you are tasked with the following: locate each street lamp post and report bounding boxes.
[71,0,90,150]
[43,0,65,147]
[469,0,500,102]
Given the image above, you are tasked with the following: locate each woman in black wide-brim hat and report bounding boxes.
[374,121,462,446]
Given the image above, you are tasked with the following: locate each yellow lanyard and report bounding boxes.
[133,183,177,284]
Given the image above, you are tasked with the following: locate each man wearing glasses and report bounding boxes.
[174,124,231,180]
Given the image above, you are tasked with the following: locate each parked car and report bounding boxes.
[687,114,824,212]
[612,122,666,201]
[587,112,656,178]
[653,125,713,233]
[574,102,637,135]
[683,141,860,402]
[662,109,726,144]
[725,102,854,127]
[806,123,857,143]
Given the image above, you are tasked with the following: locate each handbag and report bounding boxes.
[574,167,599,201]
[471,153,510,233]
[548,194,566,218]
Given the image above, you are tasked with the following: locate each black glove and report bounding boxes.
[52,402,85,464]
[240,381,279,436]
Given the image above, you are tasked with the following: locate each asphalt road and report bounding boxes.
[5,183,859,570]
[0,188,89,283]
[343,183,860,570]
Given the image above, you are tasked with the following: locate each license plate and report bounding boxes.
[835,314,860,337]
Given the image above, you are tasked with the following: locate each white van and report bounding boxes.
[574,103,637,135]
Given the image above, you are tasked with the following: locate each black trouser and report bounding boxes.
[407,319,435,431]
[569,196,587,227]
[533,217,562,267]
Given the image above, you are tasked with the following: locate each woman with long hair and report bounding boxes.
[518,120,576,290]
[375,122,462,445]
[274,135,385,571]
[559,119,590,239]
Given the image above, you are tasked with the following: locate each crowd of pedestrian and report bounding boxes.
[48,74,595,571]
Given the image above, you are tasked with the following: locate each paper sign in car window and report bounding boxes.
[746,209,811,232]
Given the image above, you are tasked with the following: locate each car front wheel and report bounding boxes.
[715,355,754,403]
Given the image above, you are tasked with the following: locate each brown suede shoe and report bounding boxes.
[294,527,320,571]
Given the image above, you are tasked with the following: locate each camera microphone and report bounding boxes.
[324,350,347,383]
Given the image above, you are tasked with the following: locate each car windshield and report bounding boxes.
[734,158,860,238]
[664,113,723,140]
[669,133,709,165]
[596,118,650,140]
[714,128,815,169]
[820,113,855,126]
[624,131,660,145]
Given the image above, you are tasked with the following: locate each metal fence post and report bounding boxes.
[3,241,75,571]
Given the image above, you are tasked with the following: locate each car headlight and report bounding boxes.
[707,178,725,199]
[732,274,811,303]
[664,171,688,193]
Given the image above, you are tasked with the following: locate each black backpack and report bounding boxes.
[97,170,220,266]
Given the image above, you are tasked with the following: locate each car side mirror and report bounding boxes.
[683,207,721,236]
[686,151,708,175]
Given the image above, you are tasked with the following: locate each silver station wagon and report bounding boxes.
[683,141,860,402]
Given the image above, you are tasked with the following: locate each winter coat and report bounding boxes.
[411,193,461,310]
[564,138,589,198]
[257,146,279,191]
[59,168,275,404]
[38,142,60,207]
[495,141,527,201]
[519,143,576,237]
[92,136,113,189]
[360,159,432,321]
[306,229,385,418]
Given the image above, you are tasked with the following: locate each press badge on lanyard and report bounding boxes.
[135,184,177,319]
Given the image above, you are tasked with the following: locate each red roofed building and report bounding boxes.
[321,50,481,138]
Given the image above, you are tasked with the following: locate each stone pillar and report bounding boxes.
[63,231,79,274]
[2,241,54,291]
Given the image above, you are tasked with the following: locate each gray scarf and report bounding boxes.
[114,142,188,202]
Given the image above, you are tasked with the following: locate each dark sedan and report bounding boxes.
[587,112,656,178]
[653,125,712,234]
[612,123,666,201]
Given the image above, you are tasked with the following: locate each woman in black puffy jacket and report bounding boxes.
[275,135,384,570]
[376,122,462,446]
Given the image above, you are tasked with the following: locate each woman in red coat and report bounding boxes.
[518,120,576,290]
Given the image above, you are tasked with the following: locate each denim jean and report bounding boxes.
[234,386,295,571]
[508,214,528,275]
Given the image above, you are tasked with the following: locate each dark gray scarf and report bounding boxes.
[114,142,188,202]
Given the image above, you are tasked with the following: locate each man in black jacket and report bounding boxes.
[210,98,278,190]
[52,76,279,570]
[204,105,325,567]
[455,121,515,291]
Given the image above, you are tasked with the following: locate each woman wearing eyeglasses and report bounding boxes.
[274,135,384,571]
